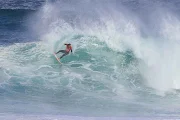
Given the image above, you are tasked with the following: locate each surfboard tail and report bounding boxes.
[53,53,62,64]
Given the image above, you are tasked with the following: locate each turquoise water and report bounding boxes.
[1,35,180,117]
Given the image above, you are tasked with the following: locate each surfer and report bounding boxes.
[55,43,73,60]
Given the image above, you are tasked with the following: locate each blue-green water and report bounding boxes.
[1,0,180,119]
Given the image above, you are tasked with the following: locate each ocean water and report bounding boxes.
[1,0,180,119]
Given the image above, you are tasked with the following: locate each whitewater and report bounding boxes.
[1,0,180,119]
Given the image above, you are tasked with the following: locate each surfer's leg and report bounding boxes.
[60,52,68,59]
[56,50,66,54]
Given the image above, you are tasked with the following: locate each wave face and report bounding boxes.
[1,0,180,118]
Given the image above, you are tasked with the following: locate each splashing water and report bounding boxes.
[1,0,180,118]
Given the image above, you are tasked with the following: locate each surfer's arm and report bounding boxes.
[70,46,72,53]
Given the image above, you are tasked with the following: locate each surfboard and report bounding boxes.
[53,53,62,64]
